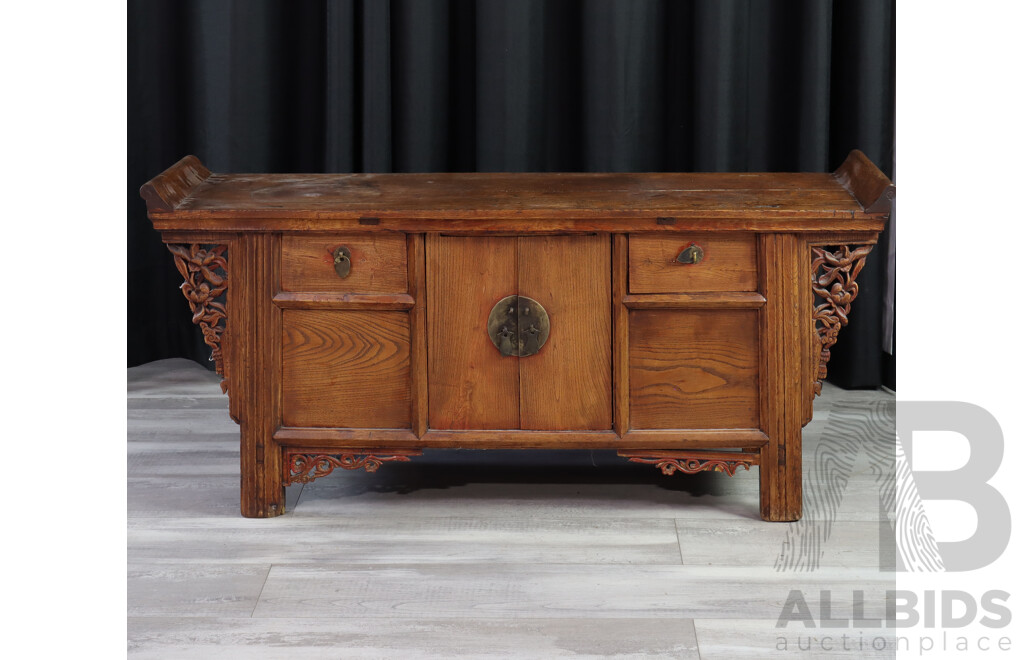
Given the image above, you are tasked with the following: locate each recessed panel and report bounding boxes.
[629,309,759,429]
[282,310,411,428]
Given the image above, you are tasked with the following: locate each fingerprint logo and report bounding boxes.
[774,400,944,572]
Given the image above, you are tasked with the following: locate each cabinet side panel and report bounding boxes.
[518,234,613,430]
[629,309,759,429]
[282,310,411,428]
[426,235,519,430]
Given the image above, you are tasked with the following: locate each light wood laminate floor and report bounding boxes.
[128,358,897,659]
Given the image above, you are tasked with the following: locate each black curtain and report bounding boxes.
[128,0,894,389]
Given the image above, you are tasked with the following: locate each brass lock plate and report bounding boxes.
[486,295,550,357]
[333,246,352,278]
[675,243,704,265]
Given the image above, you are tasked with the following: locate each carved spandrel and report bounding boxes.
[810,244,874,396]
[284,452,422,484]
[621,451,757,477]
[167,243,229,393]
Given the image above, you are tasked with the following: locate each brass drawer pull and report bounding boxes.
[332,246,352,278]
[675,243,704,265]
[487,294,550,357]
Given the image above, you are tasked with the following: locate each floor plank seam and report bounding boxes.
[673,519,685,565]
[251,564,272,618]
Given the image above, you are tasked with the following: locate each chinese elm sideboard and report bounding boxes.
[141,150,893,520]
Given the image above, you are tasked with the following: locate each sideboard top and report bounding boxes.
[142,150,893,233]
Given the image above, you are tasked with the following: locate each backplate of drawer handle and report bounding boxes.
[332,246,352,278]
[675,243,705,265]
[487,295,550,357]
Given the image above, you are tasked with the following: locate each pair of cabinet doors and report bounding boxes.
[427,234,612,431]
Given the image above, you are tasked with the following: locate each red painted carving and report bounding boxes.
[167,244,229,393]
[623,451,756,477]
[811,244,874,395]
[284,451,422,485]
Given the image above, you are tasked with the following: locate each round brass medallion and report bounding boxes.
[486,295,550,357]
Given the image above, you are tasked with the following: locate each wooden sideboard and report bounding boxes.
[141,151,893,520]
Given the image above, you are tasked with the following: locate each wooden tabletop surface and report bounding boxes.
[174,171,862,216]
[141,151,894,230]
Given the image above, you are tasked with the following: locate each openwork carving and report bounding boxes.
[167,244,229,393]
[623,452,756,477]
[284,451,422,484]
[810,244,874,396]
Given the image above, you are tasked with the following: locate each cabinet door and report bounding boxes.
[427,235,520,429]
[518,235,612,430]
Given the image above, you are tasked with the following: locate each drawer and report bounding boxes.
[628,234,757,293]
[281,234,408,293]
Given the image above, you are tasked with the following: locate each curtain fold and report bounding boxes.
[128,0,894,389]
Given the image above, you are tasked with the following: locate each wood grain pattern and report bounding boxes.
[407,234,428,438]
[273,428,420,446]
[629,310,759,429]
[628,234,758,293]
[612,234,629,436]
[272,292,414,310]
[251,564,891,619]
[834,149,896,214]
[281,310,411,428]
[623,292,765,309]
[621,429,767,448]
[270,428,765,450]
[280,233,407,293]
[518,235,612,430]
[139,155,211,212]
[426,235,519,430]
[154,215,889,235]
[233,233,285,517]
[758,234,804,521]
[144,169,866,217]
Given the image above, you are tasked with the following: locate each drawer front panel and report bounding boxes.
[628,234,757,293]
[629,309,759,429]
[282,309,411,428]
[281,234,408,293]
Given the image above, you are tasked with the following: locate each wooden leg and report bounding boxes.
[758,234,805,522]
[235,233,285,518]
[759,435,801,522]
[240,422,285,518]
